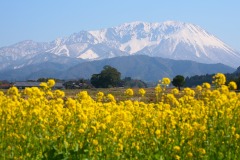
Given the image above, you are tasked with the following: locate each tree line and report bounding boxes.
[90,65,184,89]
[90,65,147,88]
[89,65,240,90]
[2,65,240,89]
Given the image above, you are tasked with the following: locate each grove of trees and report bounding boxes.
[90,65,121,88]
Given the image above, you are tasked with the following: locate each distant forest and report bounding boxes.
[185,71,240,89]
[1,67,240,90]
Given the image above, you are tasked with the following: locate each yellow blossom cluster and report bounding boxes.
[138,88,146,97]
[212,73,226,87]
[0,75,240,159]
[228,81,237,90]
[124,88,134,97]
[161,77,171,86]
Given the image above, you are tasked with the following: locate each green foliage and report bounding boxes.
[184,72,240,90]
[91,65,121,88]
[172,75,185,90]
[63,79,92,89]
[185,74,213,87]
[122,77,147,88]
[37,77,61,82]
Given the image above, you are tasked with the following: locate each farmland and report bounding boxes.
[0,74,240,159]
[63,87,157,102]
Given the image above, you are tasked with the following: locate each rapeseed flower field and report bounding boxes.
[0,73,239,159]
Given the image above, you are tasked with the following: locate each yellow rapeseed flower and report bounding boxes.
[196,85,202,92]
[53,90,65,98]
[202,83,211,89]
[92,139,98,146]
[235,134,240,139]
[155,84,162,94]
[171,88,179,95]
[96,92,104,102]
[187,152,193,157]
[175,155,181,160]
[107,94,116,103]
[155,129,161,136]
[7,87,19,96]
[228,81,237,90]
[162,77,171,85]
[212,73,226,87]
[78,128,84,134]
[39,82,48,90]
[173,146,181,152]
[125,88,134,96]
[198,148,206,155]
[47,79,55,88]
[138,88,146,97]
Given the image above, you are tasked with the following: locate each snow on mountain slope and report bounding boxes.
[87,21,240,67]
[78,49,99,59]
[0,40,52,60]
[48,44,70,56]
[132,21,240,67]
[0,21,240,69]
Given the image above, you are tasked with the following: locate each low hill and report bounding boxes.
[61,55,234,82]
[0,55,234,81]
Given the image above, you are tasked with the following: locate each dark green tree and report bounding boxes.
[37,78,48,82]
[172,75,185,91]
[91,65,121,88]
[90,74,101,88]
[122,77,147,88]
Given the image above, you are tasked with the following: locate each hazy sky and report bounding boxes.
[0,0,239,51]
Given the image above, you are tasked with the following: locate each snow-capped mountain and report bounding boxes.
[0,21,240,69]
[0,40,52,60]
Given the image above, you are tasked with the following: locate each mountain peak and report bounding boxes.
[116,21,191,32]
[0,21,240,69]
[162,20,184,26]
[121,21,146,26]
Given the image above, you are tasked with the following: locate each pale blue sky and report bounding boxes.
[0,0,239,51]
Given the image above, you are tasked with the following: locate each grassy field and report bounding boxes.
[0,87,188,103]
[63,87,159,102]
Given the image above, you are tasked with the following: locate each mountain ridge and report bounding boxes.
[0,21,239,69]
[0,55,234,82]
